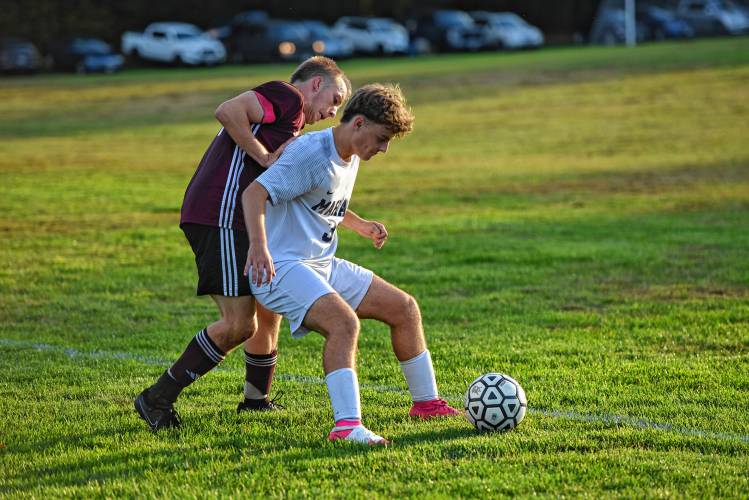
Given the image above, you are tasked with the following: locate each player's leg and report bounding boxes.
[237,305,284,412]
[303,293,388,445]
[135,224,257,431]
[353,274,460,419]
[250,262,386,445]
[135,295,256,431]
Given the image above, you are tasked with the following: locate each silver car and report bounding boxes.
[471,11,544,49]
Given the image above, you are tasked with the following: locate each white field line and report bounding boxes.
[2,337,748,445]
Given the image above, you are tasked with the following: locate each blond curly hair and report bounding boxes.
[341,83,414,138]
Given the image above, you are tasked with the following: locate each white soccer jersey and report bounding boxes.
[255,127,360,272]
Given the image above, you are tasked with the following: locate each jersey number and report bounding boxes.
[322,221,338,242]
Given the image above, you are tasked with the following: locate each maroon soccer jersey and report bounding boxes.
[180,81,305,231]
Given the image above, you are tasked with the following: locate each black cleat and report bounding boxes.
[236,391,285,413]
[134,389,182,431]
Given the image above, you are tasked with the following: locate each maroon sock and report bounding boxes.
[148,329,225,405]
[243,350,277,399]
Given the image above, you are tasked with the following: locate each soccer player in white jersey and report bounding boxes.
[242,84,460,445]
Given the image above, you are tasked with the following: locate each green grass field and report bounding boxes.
[1,38,748,497]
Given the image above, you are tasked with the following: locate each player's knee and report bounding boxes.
[404,293,420,315]
[393,292,421,324]
[228,316,256,342]
[330,310,360,340]
[340,311,360,336]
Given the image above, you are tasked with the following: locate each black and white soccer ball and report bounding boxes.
[464,373,527,432]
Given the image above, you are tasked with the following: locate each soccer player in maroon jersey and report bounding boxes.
[135,57,351,431]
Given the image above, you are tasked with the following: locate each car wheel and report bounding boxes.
[654,28,666,41]
[75,61,86,74]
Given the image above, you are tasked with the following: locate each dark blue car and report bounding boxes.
[51,37,124,74]
[0,37,42,73]
[637,5,695,40]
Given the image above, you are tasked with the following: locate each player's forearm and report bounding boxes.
[215,96,270,166]
[230,130,270,166]
[241,182,270,247]
[341,209,367,233]
[219,119,270,166]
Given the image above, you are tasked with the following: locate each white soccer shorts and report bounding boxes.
[250,257,374,338]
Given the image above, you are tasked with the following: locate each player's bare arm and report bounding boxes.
[241,181,275,286]
[215,91,294,168]
[341,209,388,249]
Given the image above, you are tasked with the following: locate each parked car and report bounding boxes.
[676,0,749,35]
[636,4,695,40]
[407,10,488,53]
[208,10,270,41]
[299,20,354,59]
[0,37,42,74]
[226,19,314,63]
[368,18,411,55]
[122,22,226,66]
[470,11,544,49]
[332,17,409,55]
[50,37,124,73]
[590,8,648,45]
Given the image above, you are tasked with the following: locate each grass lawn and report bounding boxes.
[1,38,748,497]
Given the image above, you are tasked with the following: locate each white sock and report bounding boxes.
[243,382,265,400]
[325,368,361,423]
[399,350,439,402]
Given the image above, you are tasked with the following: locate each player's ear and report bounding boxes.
[312,76,323,92]
[354,115,365,130]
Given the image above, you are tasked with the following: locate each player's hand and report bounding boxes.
[359,221,388,249]
[263,136,296,167]
[244,245,275,286]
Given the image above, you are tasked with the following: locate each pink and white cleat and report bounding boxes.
[409,398,461,419]
[329,423,389,446]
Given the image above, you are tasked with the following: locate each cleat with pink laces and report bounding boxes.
[409,398,461,419]
[328,424,389,446]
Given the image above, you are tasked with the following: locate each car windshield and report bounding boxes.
[173,26,202,39]
[645,6,671,19]
[491,14,527,27]
[175,31,200,40]
[368,18,397,31]
[71,38,111,54]
[434,11,474,28]
[271,23,309,39]
[303,21,331,37]
[343,18,368,29]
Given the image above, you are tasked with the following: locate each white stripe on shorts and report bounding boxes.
[219,227,228,296]
[228,228,238,296]
[220,227,239,297]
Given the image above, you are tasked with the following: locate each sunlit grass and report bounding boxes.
[1,38,748,497]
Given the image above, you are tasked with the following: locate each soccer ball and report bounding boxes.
[464,373,527,432]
